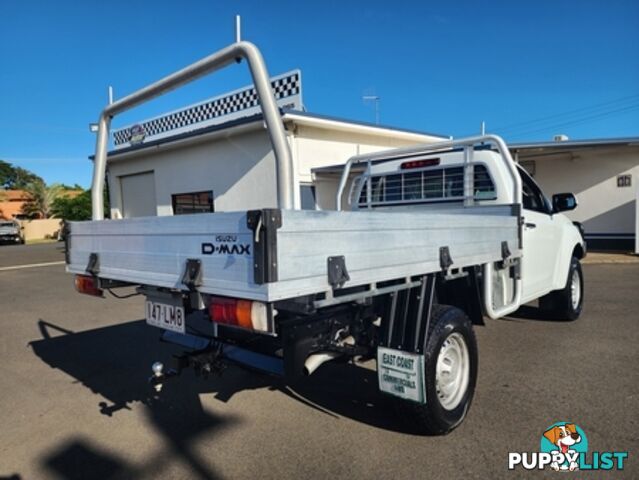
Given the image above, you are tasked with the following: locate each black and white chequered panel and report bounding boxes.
[113,72,301,146]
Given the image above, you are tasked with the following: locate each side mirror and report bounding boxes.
[552,193,577,213]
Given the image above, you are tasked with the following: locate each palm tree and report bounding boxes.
[21,181,63,219]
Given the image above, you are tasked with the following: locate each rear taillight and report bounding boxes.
[74,274,103,297]
[208,296,269,332]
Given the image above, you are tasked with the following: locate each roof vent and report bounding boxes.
[553,134,569,142]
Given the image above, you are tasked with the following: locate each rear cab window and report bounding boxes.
[357,164,496,208]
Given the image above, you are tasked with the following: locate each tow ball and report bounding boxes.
[149,362,178,393]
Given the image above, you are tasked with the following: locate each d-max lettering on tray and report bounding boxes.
[201,242,251,255]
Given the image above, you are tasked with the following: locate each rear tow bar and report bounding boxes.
[148,334,284,392]
[149,343,227,393]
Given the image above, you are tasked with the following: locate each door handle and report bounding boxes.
[525,222,536,229]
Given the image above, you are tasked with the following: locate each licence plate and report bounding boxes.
[145,300,185,334]
[377,347,426,403]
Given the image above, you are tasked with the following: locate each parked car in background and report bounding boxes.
[0,219,23,244]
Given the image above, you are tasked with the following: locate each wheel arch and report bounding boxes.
[552,221,586,291]
[572,243,585,259]
[435,267,485,326]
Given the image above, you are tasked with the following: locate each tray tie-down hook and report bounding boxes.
[181,258,203,291]
[327,256,350,289]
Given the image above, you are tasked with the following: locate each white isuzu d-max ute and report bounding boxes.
[66,41,585,434]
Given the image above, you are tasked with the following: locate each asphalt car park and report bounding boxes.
[0,243,637,479]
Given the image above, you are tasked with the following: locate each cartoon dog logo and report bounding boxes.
[543,423,582,471]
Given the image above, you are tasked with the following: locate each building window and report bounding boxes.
[617,174,632,187]
[300,185,317,210]
[171,191,214,215]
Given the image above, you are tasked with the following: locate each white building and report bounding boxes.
[511,137,639,251]
[103,70,448,218]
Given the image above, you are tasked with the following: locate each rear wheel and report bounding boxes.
[539,256,583,320]
[396,304,478,435]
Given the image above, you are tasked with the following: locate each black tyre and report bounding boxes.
[539,256,583,321]
[397,304,478,435]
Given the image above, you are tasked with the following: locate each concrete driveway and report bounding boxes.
[0,243,637,479]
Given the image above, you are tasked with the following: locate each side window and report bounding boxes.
[172,191,214,215]
[518,168,549,213]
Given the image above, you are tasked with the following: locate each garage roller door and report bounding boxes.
[120,171,157,218]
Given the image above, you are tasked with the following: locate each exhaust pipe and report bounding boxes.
[303,335,355,376]
[303,352,340,376]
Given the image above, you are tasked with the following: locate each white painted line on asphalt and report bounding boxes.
[0,261,66,272]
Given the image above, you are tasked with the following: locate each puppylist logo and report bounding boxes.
[508,422,628,472]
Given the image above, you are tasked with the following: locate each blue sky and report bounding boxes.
[1,0,638,187]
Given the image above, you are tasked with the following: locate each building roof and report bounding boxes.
[283,110,449,140]
[0,190,30,201]
[509,136,639,151]
[312,163,368,175]
[0,190,30,220]
[100,110,449,160]
[311,136,639,173]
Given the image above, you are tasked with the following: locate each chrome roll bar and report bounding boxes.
[91,41,294,220]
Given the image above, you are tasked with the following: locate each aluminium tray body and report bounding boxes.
[67,207,520,302]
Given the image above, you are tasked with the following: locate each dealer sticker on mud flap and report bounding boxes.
[377,347,426,403]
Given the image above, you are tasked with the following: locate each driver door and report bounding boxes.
[518,167,560,302]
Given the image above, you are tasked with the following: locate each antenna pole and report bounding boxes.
[235,15,241,43]
[362,95,380,125]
